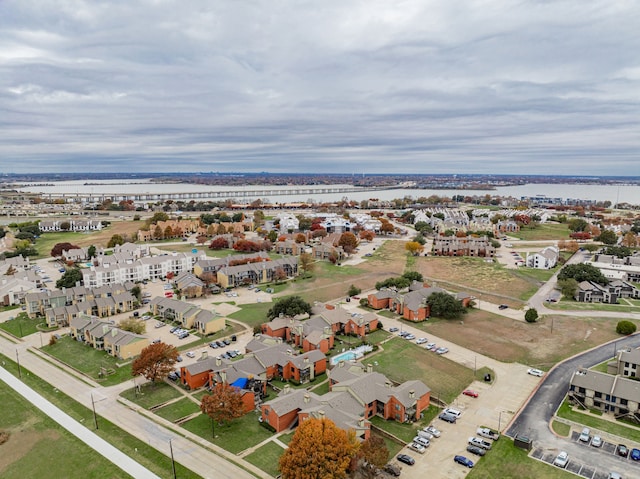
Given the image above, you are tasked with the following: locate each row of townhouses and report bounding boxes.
[69,315,148,360]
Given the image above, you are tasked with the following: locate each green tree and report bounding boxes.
[130,285,141,300]
[558,264,609,285]
[107,234,125,248]
[347,285,361,297]
[119,317,146,334]
[267,296,312,320]
[525,308,539,323]
[568,218,588,232]
[279,417,356,479]
[402,271,424,283]
[299,252,315,278]
[427,292,467,319]
[616,320,637,335]
[56,268,83,288]
[557,278,579,299]
[87,244,97,259]
[597,230,618,245]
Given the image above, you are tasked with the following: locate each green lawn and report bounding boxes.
[513,223,571,241]
[468,437,575,479]
[369,405,440,443]
[0,353,200,479]
[154,398,201,422]
[0,381,133,479]
[371,337,475,404]
[228,302,272,329]
[590,359,613,374]
[244,441,285,477]
[181,410,274,454]
[0,312,43,337]
[552,421,570,437]
[278,431,294,445]
[41,335,132,386]
[120,382,183,409]
[546,300,640,313]
[556,400,640,443]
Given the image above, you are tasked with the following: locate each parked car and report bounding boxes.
[412,436,430,448]
[223,338,231,345]
[176,356,183,362]
[438,412,457,423]
[617,444,629,457]
[389,327,399,333]
[607,473,622,479]
[417,430,433,440]
[578,427,590,443]
[462,389,479,398]
[186,351,196,358]
[425,425,441,437]
[498,304,508,310]
[468,437,492,450]
[416,337,428,345]
[404,334,416,341]
[591,435,602,447]
[216,340,225,348]
[527,368,544,377]
[631,448,640,461]
[409,442,426,454]
[396,454,415,466]
[444,407,462,418]
[553,451,569,468]
[466,445,486,457]
[209,342,219,349]
[228,350,238,358]
[476,427,500,441]
[178,332,189,339]
[453,455,474,468]
[435,347,449,355]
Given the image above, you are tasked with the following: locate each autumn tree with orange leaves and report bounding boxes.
[357,435,389,479]
[200,384,245,437]
[279,417,357,479]
[131,342,179,385]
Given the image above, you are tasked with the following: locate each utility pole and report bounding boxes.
[91,393,99,430]
[169,439,177,479]
[16,349,22,379]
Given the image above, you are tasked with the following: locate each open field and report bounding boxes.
[120,382,183,409]
[42,335,132,386]
[0,354,200,479]
[416,309,620,367]
[0,313,43,337]
[370,337,475,404]
[512,223,571,241]
[0,381,131,479]
[415,256,538,302]
[154,397,200,422]
[244,441,285,477]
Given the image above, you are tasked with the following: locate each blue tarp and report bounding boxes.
[231,377,248,389]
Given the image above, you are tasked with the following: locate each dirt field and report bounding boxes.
[416,309,620,367]
[0,430,58,472]
[74,220,142,247]
[414,256,538,303]
[283,240,408,303]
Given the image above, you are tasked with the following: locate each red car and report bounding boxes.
[462,389,479,398]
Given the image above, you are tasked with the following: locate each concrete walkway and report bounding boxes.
[0,366,161,479]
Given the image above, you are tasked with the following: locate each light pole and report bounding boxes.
[91,393,98,429]
[169,439,177,479]
[16,349,22,379]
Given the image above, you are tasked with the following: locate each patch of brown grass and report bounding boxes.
[73,221,142,248]
[0,430,57,472]
[415,309,619,367]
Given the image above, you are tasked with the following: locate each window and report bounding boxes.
[620,398,628,406]
[594,392,602,399]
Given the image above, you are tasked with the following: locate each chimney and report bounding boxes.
[358,418,365,427]
[216,357,221,366]
[304,357,309,364]
[201,350,208,360]
[318,409,325,418]
[220,371,227,384]
[283,384,291,395]
[385,380,392,388]
[409,390,415,399]
[287,349,293,356]
[339,360,345,368]
[304,393,310,404]
[367,363,373,373]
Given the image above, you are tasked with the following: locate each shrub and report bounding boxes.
[616,320,637,335]
[525,308,539,323]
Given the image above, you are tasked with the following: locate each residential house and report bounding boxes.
[608,348,640,377]
[575,280,640,304]
[216,257,298,288]
[174,272,204,298]
[569,368,640,417]
[69,316,148,359]
[432,236,496,257]
[526,246,559,270]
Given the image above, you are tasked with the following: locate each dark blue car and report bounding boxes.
[454,455,474,468]
[631,448,640,461]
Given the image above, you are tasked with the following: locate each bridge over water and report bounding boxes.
[36,185,400,203]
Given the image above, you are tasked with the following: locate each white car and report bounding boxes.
[553,451,569,468]
[425,425,441,437]
[405,334,416,341]
[186,351,196,358]
[409,442,426,454]
[444,407,462,418]
[527,368,545,377]
[416,337,428,345]
[591,435,602,447]
[425,342,436,350]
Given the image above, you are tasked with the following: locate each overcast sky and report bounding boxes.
[1,1,639,175]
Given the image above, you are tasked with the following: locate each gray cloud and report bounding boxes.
[1,0,639,175]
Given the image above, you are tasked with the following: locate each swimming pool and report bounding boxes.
[330,345,373,366]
